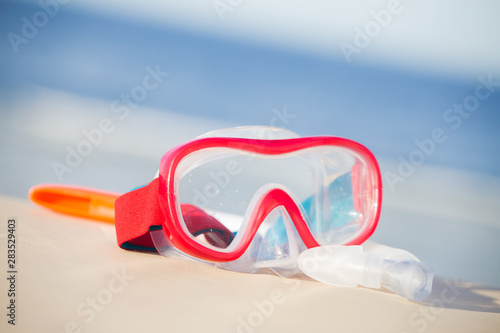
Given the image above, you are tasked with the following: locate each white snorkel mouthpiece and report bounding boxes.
[297,242,433,302]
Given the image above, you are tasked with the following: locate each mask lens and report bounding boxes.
[175,145,378,251]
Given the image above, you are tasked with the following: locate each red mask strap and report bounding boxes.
[114,178,162,250]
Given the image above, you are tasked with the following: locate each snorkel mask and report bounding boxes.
[114,126,382,276]
[30,126,432,300]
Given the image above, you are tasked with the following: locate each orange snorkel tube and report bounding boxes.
[28,184,119,223]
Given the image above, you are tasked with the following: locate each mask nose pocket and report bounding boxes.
[247,206,300,276]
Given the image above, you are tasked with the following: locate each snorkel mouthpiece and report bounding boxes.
[382,258,433,301]
[297,243,433,302]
